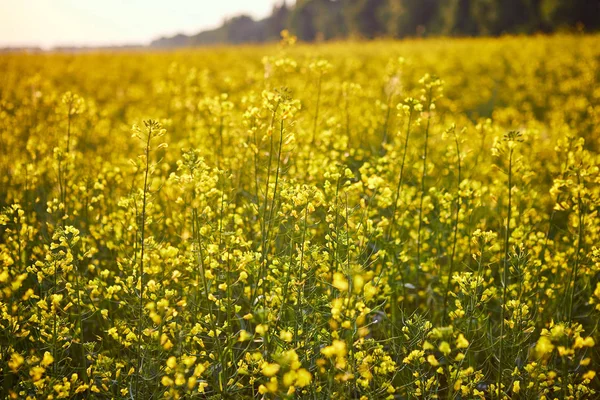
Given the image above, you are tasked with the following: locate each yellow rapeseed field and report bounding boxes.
[1,33,599,399]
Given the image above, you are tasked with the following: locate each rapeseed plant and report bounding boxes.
[0,33,599,399]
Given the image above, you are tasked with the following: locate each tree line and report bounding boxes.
[151,0,599,47]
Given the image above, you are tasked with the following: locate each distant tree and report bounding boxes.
[151,0,599,48]
[344,0,388,38]
[267,1,291,40]
[290,0,318,41]
[384,0,440,37]
[315,0,348,40]
[225,15,264,43]
[492,0,541,34]
[540,0,600,31]
[469,0,498,35]
[455,0,477,34]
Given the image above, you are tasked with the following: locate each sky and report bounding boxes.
[0,0,282,49]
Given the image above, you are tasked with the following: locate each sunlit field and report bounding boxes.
[1,33,599,399]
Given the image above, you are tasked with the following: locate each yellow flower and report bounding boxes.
[535,336,554,358]
[187,376,197,390]
[582,370,596,381]
[580,357,591,366]
[238,329,252,342]
[283,371,296,387]
[262,362,280,377]
[161,333,173,350]
[259,377,279,393]
[574,336,595,349]
[422,341,434,350]
[9,353,24,372]
[41,351,54,367]
[513,380,520,393]
[550,324,565,339]
[427,355,439,367]
[403,350,424,365]
[194,364,206,377]
[166,356,177,369]
[175,373,186,386]
[280,330,293,342]
[332,272,348,291]
[75,384,90,394]
[363,282,377,301]
[439,341,451,355]
[295,368,312,387]
[198,381,209,393]
[321,340,347,358]
[30,366,45,381]
[456,334,469,349]
[182,355,196,368]
[255,324,268,335]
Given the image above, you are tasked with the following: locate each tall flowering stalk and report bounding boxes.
[130,119,167,398]
[494,130,523,399]
[309,60,331,145]
[442,124,464,323]
[416,75,443,268]
[57,92,84,226]
[386,97,420,322]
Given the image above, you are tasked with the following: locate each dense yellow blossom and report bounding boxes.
[1,33,599,399]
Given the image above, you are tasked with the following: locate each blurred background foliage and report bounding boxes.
[151,0,599,47]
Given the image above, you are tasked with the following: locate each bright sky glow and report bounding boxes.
[0,0,282,48]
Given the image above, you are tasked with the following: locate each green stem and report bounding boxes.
[251,103,279,306]
[416,90,433,268]
[498,146,513,400]
[387,109,413,324]
[135,129,152,398]
[311,74,322,145]
[52,260,58,377]
[443,133,462,324]
[567,172,584,324]
[74,253,88,384]
[295,202,309,348]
